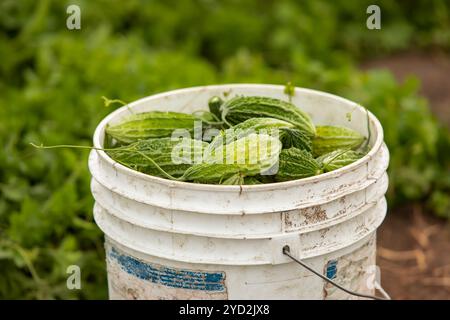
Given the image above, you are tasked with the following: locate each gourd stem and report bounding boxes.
[132,150,180,180]
[101,96,134,114]
[30,143,121,152]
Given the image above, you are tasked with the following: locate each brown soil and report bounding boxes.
[377,205,450,300]
[363,51,450,300]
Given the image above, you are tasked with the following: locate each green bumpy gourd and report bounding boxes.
[316,149,364,172]
[207,118,290,151]
[105,111,198,144]
[275,148,322,182]
[205,133,281,169]
[312,125,365,157]
[206,118,312,153]
[107,137,208,178]
[218,96,316,136]
[233,118,312,151]
[279,128,312,152]
[185,133,282,184]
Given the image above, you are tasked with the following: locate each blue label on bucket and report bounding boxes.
[109,247,226,291]
[325,260,338,279]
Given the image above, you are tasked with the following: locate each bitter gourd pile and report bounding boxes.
[104,95,367,185]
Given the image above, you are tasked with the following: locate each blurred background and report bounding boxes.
[0,0,449,299]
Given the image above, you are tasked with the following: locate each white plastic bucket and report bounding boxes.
[89,84,389,299]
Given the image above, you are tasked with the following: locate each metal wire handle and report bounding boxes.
[282,245,390,300]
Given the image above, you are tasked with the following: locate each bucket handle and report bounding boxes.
[282,246,391,300]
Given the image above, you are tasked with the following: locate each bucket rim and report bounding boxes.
[92,83,384,192]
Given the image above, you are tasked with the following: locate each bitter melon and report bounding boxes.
[206,118,312,154]
[218,96,316,136]
[275,148,322,182]
[105,111,198,145]
[312,125,365,156]
[107,137,208,178]
[316,149,364,172]
[186,133,282,183]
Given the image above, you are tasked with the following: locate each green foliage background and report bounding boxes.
[0,0,449,299]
